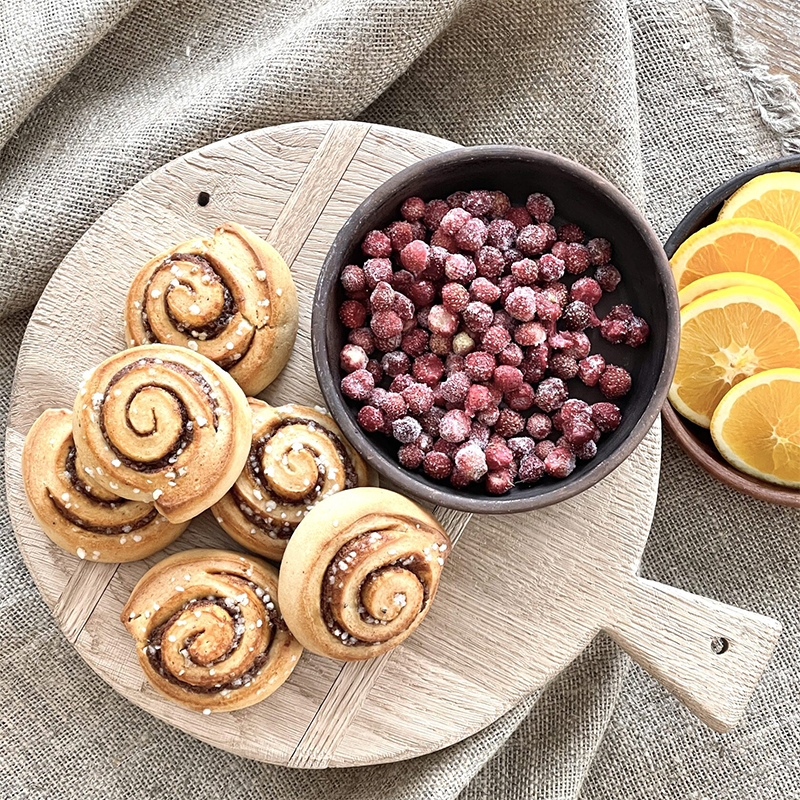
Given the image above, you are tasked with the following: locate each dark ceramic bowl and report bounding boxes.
[663,154,800,508]
[312,145,680,513]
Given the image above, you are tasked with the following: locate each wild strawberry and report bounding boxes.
[362,229,392,258]
[599,365,632,399]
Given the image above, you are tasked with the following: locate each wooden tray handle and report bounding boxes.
[605,576,781,732]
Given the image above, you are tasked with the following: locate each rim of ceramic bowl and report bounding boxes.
[312,144,680,513]
[663,153,800,508]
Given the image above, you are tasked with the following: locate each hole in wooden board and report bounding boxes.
[197,191,211,207]
[711,636,729,655]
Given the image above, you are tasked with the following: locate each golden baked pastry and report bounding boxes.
[124,222,298,396]
[278,487,450,661]
[22,409,188,562]
[211,399,371,561]
[72,345,251,523]
[121,549,302,712]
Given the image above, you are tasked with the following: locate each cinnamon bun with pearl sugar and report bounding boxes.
[279,487,451,661]
[72,345,251,523]
[22,409,188,562]
[124,222,298,396]
[211,399,371,561]
[122,549,302,712]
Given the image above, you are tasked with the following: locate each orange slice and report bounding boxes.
[677,272,793,308]
[711,368,800,487]
[668,287,800,427]
[670,218,800,309]
[718,171,800,237]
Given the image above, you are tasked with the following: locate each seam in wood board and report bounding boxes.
[54,561,119,644]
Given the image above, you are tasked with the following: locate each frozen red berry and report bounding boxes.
[341,369,374,401]
[549,352,579,380]
[444,253,476,284]
[516,224,549,256]
[535,294,561,323]
[537,253,565,282]
[505,286,538,322]
[587,237,611,265]
[420,407,444,436]
[413,353,444,386]
[570,277,602,306]
[470,277,501,305]
[454,443,488,482]
[626,316,650,347]
[518,454,545,483]
[363,258,393,289]
[595,263,621,292]
[440,409,472,443]
[525,193,555,223]
[370,281,395,311]
[484,470,512,494]
[401,328,428,357]
[441,283,470,313]
[599,365,632,399]
[440,371,472,404]
[557,223,584,243]
[401,196,426,222]
[600,316,629,344]
[400,240,430,275]
[371,310,403,339]
[544,446,576,478]
[608,304,634,321]
[375,334,402,353]
[591,402,622,432]
[559,330,591,359]
[428,333,453,356]
[489,191,511,218]
[470,422,492,448]
[578,354,606,386]
[476,406,500,426]
[398,444,424,469]
[481,325,511,354]
[498,342,524,366]
[534,440,556,461]
[563,414,597,447]
[512,321,545,347]
[573,439,598,460]
[562,301,593,331]
[428,305,459,336]
[506,383,535,411]
[526,413,552,439]
[492,365,523,393]
[463,190,495,217]
[465,351,496,382]
[430,229,457,252]
[423,451,452,480]
[521,345,549,383]
[463,301,494,333]
[348,327,375,354]
[475,246,505,279]
[386,220,414,252]
[447,191,468,208]
[452,331,476,356]
[465,384,493,413]
[340,264,366,294]
[505,206,533,230]
[563,243,591,274]
[390,269,414,293]
[379,392,407,421]
[508,436,536,460]
[511,258,539,285]
[381,350,410,377]
[401,383,435,415]
[339,300,367,328]
[340,344,368,373]
[494,408,524,438]
[486,219,517,250]
[390,375,415,394]
[357,405,385,433]
[392,416,422,444]
[440,207,471,236]
[362,229,392,258]
[424,199,450,230]
[535,377,568,412]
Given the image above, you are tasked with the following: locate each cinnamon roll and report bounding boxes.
[124,222,298,396]
[211,399,371,561]
[22,409,188,562]
[122,549,302,712]
[279,487,450,661]
[72,345,251,523]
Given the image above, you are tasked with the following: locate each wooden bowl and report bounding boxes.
[312,145,680,513]
[663,154,800,508]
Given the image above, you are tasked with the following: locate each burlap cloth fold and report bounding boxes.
[1,1,798,797]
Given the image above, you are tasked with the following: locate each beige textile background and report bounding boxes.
[0,1,798,798]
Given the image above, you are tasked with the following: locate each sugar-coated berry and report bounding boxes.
[481,325,512,354]
[490,191,511,218]
[535,294,561,323]
[570,277,602,306]
[557,223,584,243]
[526,412,552,439]
[447,191,468,208]
[362,229,392,258]
[508,437,536,460]
[462,301,494,333]
[545,447,576,478]
[465,384,494,413]
[357,405,385,433]
[626,316,650,347]
[420,407,445,437]
[573,439,598,460]
[390,269,414,293]
[427,304,459,336]
[430,229,457,252]
[549,352,579,380]
[374,334,402,353]
[537,253,565,282]
[362,257,392,288]
[440,207,471,236]
[370,281,395,311]
[514,321,547,347]
[348,327,375,354]
[591,402,622,432]
[494,408,524,438]
[389,375,415,395]
[511,258,539,285]
[381,350,411,377]
[465,351,496,382]
[340,344,368,373]
[608,303,634,320]
[563,414,597,446]
[578,354,606,386]
[587,237,611,265]
[454,443,488,482]
[463,190,495,217]
[456,218,489,252]
[505,286,538,322]
[486,470,514,494]
[486,219,517,250]
[367,387,388,408]
[339,300,367,328]
[562,243,590,274]
[379,392,407,421]
[441,283,470,313]
[386,220,414,252]
[492,365,523,393]
[470,422,492,448]
[370,310,403,339]
[526,193,555,223]
[413,353,444,386]
[475,246,505,279]
[392,416,422,444]
[562,301,593,331]
[400,240,430,275]
[520,344,549,383]
[402,383,435,415]
[476,406,501,426]
[559,330,591,359]
[401,328,429,357]
[401,196,426,221]
[535,377,568,412]
[516,224,549,256]
[534,440,556,461]
[440,409,472,443]
[518,454,545,483]
[504,206,533,230]
[506,383,535,411]
[429,333,453,356]
[440,371,472,404]
[423,451,452,480]
[341,369,374,401]
[498,342,524,366]
[398,444,424,469]
[470,277,501,305]
[341,264,366,294]
[444,253,476,284]
[595,263,621,292]
[452,331,476,356]
[599,365,632,399]
[600,316,629,344]
[424,199,450,230]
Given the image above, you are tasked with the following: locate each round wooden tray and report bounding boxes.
[4,121,782,768]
